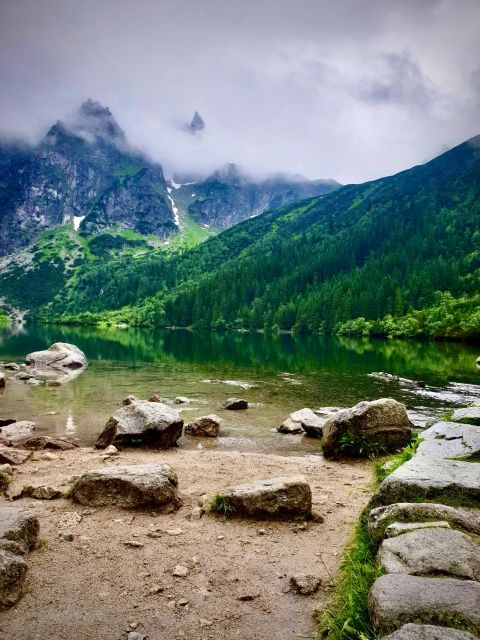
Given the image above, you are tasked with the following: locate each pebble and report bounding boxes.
[258,528,267,535]
[178,598,189,606]
[172,565,189,577]
[123,541,144,548]
[191,506,204,520]
[166,528,183,536]
[167,600,176,608]
[41,452,59,461]
[59,530,74,541]
[217,535,225,540]
[127,633,146,640]
[148,584,164,594]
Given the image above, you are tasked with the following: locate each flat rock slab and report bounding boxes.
[384,521,451,538]
[378,527,480,580]
[368,503,480,545]
[452,407,480,426]
[381,623,479,639]
[0,506,39,552]
[279,408,325,437]
[18,435,77,450]
[372,456,480,508]
[218,476,312,520]
[0,548,28,609]
[95,400,183,449]
[185,415,221,437]
[417,422,480,459]
[0,446,32,465]
[0,421,36,446]
[70,464,180,510]
[368,574,480,636]
[322,398,412,459]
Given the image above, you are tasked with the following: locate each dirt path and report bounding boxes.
[0,448,371,640]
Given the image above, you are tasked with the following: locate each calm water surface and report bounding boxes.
[1,325,479,456]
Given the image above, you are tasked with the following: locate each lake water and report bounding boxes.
[1,324,479,455]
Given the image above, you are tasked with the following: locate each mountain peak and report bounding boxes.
[187,111,205,135]
[75,98,125,142]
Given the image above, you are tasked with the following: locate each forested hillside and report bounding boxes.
[42,134,480,340]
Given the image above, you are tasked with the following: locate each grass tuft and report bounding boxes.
[373,433,423,486]
[209,494,235,518]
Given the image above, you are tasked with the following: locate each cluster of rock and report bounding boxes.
[363,413,480,638]
[0,419,78,467]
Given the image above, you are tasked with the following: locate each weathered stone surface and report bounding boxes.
[25,342,87,371]
[372,457,480,508]
[0,506,39,551]
[322,398,412,459]
[0,421,36,446]
[385,521,451,538]
[290,574,321,595]
[368,574,480,635]
[277,418,305,434]
[381,623,479,639]
[368,503,480,545]
[70,464,180,510]
[219,476,312,519]
[19,435,77,451]
[0,548,28,609]
[95,400,183,449]
[221,398,248,410]
[378,527,480,580]
[185,415,221,437]
[0,446,32,465]
[417,422,480,459]
[277,408,325,437]
[22,485,62,500]
[452,407,480,426]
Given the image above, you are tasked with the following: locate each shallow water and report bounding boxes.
[1,324,479,455]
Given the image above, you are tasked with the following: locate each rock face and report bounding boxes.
[70,464,180,510]
[416,421,480,459]
[0,506,40,552]
[377,527,480,581]
[185,415,221,437]
[0,421,36,446]
[95,399,183,449]
[322,398,413,459]
[368,503,480,545]
[368,574,480,635]
[452,407,480,426]
[218,476,312,520]
[278,408,325,436]
[25,343,87,372]
[381,624,479,639]
[221,398,248,410]
[0,549,28,609]
[372,457,480,508]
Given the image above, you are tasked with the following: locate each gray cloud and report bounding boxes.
[0,0,479,183]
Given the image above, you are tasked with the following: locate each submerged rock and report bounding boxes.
[174,396,190,404]
[322,398,412,459]
[381,624,479,639]
[221,398,248,410]
[70,464,180,510]
[368,372,425,388]
[368,574,480,635]
[24,342,87,383]
[216,476,312,520]
[185,415,221,437]
[277,418,305,434]
[278,408,325,437]
[95,399,183,449]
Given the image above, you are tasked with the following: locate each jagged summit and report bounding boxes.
[187,111,205,134]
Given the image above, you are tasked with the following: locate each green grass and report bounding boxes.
[209,494,235,518]
[373,434,423,486]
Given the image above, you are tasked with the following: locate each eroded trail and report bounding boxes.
[0,448,371,640]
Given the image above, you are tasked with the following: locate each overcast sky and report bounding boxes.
[0,0,479,183]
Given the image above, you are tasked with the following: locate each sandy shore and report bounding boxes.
[0,447,371,640]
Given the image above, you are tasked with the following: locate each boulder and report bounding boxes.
[371,457,480,508]
[0,446,32,465]
[19,435,77,451]
[0,372,5,388]
[25,343,87,371]
[277,418,305,434]
[452,407,480,426]
[95,400,183,449]
[322,398,412,459]
[368,502,480,545]
[22,485,62,500]
[70,464,180,510]
[0,506,39,551]
[0,549,28,609]
[174,396,190,404]
[278,408,325,437]
[221,398,248,410]
[377,527,480,580]
[368,574,480,635]
[185,415,221,437]
[0,421,36,446]
[381,624,479,639]
[216,476,312,519]
[417,422,480,459]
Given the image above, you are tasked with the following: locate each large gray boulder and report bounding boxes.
[368,574,480,635]
[0,548,28,609]
[368,503,480,546]
[0,506,39,552]
[417,422,480,460]
[95,400,183,449]
[322,398,412,459]
[215,476,312,520]
[25,342,87,371]
[70,464,180,510]
[372,457,480,508]
[381,624,479,639]
[278,408,325,437]
[452,407,480,426]
[0,421,36,446]
[378,527,480,580]
[185,414,221,437]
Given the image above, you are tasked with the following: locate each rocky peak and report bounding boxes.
[207,163,245,185]
[187,111,205,135]
[75,98,126,143]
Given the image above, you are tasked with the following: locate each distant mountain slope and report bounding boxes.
[42,133,480,339]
